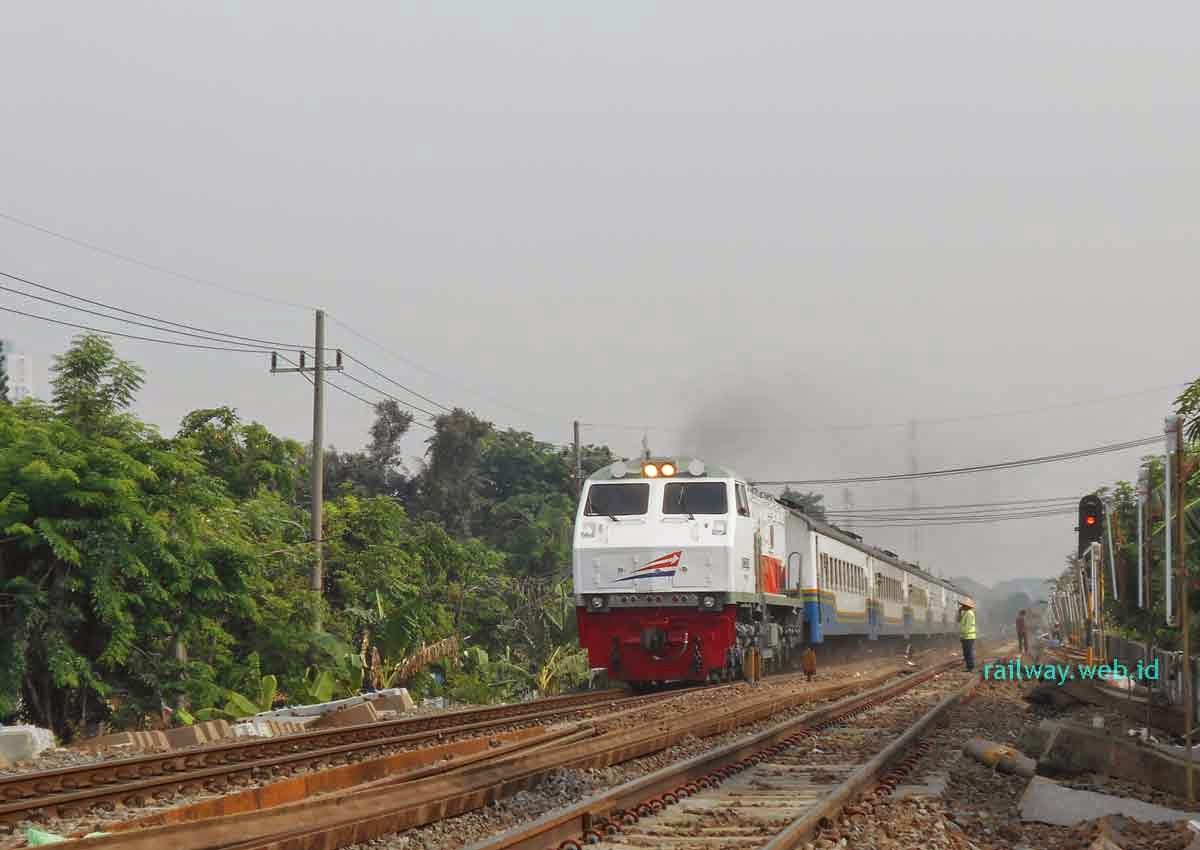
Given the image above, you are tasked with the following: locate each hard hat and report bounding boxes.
[960,598,975,608]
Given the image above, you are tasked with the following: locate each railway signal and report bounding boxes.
[1077,494,1104,557]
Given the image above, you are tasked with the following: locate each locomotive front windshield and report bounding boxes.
[584,483,649,516]
[662,482,728,515]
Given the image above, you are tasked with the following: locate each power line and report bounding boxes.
[326,313,554,424]
[582,383,1188,436]
[0,269,318,351]
[0,277,313,352]
[338,371,441,420]
[751,435,1162,486]
[0,210,314,311]
[823,496,1079,514]
[839,508,1076,528]
[0,304,275,353]
[275,353,435,431]
[342,352,451,413]
[830,507,1078,523]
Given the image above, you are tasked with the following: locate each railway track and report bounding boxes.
[59,654,947,850]
[463,655,987,850]
[0,686,686,827]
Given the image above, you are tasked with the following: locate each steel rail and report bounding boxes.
[762,673,981,849]
[70,660,928,850]
[462,658,962,850]
[0,687,643,807]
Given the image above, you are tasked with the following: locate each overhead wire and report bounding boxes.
[273,353,435,431]
[341,352,451,413]
[0,304,275,353]
[337,371,441,420]
[751,434,1162,486]
[326,313,555,423]
[0,210,315,311]
[0,276,314,351]
[582,383,1188,436]
[823,495,1079,514]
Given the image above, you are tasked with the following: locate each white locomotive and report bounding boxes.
[573,456,967,684]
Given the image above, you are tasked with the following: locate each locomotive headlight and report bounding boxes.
[581,522,597,538]
[643,463,659,478]
[701,595,716,609]
[590,595,606,610]
[712,520,727,535]
[660,463,676,477]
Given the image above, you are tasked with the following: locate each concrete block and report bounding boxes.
[75,730,166,754]
[0,726,56,761]
[1038,720,1199,795]
[369,688,415,714]
[163,719,231,749]
[1019,777,1192,826]
[311,701,378,729]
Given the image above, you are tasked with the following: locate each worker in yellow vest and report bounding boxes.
[958,599,977,672]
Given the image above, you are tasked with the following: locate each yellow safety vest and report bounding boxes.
[959,609,976,640]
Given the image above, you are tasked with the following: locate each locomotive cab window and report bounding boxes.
[584,483,649,517]
[663,482,728,515]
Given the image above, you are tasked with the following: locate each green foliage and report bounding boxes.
[0,341,8,404]
[1178,379,1200,445]
[1,335,612,737]
[50,335,144,430]
[780,488,826,520]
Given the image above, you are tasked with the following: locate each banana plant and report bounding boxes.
[193,674,279,721]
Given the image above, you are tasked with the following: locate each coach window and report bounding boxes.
[735,484,750,517]
[584,483,649,517]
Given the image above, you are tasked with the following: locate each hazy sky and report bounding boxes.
[2,4,1197,586]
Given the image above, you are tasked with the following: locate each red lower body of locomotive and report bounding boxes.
[575,605,736,683]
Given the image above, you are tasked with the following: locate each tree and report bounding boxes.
[50,334,144,431]
[780,488,826,520]
[0,340,9,404]
[324,401,413,501]
[0,392,236,735]
[1178,379,1200,444]
[416,409,493,536]
[178,407,306,500]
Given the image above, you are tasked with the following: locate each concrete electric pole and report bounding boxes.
[270,309,344,630]
[574,420,582,498]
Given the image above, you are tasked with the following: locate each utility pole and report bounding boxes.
[1137,466,1148,609]
[573,420,582,498]
[1167,414,1192,802]
[1167,435,1176,626]
[908,419,920,564]
[270,309,344,630]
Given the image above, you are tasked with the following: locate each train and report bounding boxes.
[572,456,969,685]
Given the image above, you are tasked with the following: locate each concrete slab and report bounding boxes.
[1038,720,1198,796]
[311,700,378,729]
[1019,777,1194,827]
[0,726,55,761]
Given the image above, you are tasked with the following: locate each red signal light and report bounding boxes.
[1085,516,1096,525]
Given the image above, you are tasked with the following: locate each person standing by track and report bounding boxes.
[1016,609,1028,655]
[958,599,977,672]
